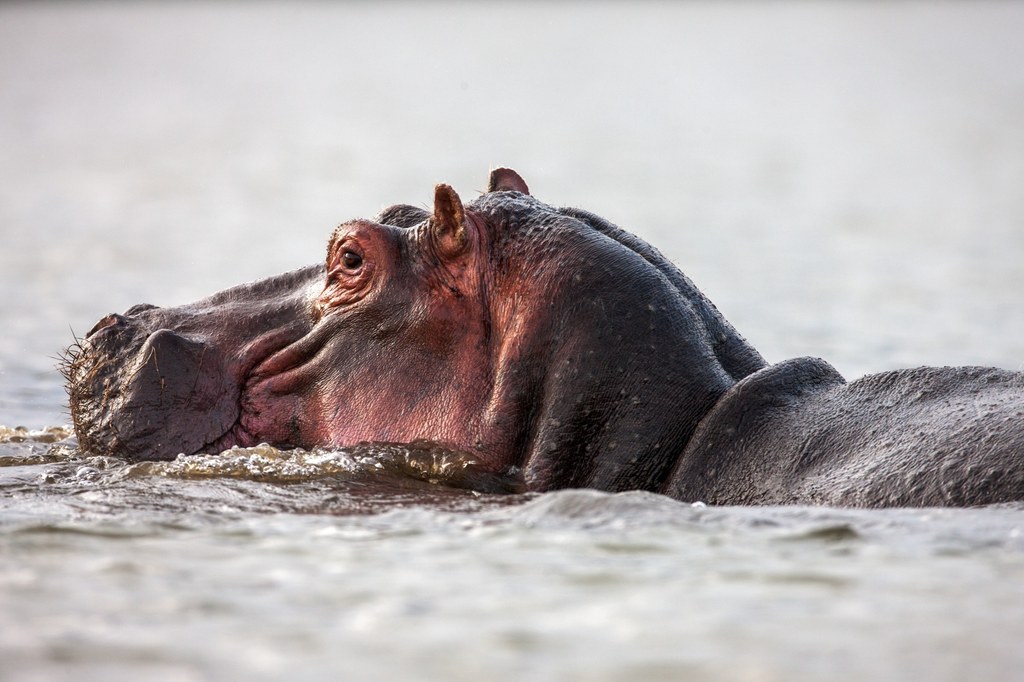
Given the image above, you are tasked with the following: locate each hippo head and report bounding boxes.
[65,169,764,492]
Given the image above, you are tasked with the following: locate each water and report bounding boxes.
[3,429,1023,682]
[2,2,1024,680]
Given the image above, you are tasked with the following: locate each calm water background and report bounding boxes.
[1,2,1023,680]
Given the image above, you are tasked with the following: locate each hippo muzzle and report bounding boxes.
[67,316,234,460]
[65,266,322,461]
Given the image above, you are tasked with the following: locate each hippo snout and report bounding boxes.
[66,266,323,461]
[67,317,238,461]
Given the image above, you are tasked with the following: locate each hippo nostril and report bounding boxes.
[86,313,128,338]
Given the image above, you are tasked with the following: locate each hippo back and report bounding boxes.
[666,358,1024,506]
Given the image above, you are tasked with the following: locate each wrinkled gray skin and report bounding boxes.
[66,168,1024,507]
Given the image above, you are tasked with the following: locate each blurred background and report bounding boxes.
[1,1,1022,427]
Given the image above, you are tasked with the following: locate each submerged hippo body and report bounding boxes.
[65,169,1024,507]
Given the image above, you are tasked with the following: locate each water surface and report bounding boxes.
[3,428,1023,681]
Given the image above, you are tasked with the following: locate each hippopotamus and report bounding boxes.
[64,168,1024,507]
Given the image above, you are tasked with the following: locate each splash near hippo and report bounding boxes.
[64,168,1024,507]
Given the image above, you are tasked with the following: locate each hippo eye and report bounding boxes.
[341,251,363,270]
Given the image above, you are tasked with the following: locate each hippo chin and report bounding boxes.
[64,168,1024,507]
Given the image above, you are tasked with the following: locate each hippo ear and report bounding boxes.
[430,183,469,258]
[487,167,530,195]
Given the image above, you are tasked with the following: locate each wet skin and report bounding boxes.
[65,168,1024,507]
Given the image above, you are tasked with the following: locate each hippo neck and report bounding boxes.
[557,207,766,382]
[471,197,741,493]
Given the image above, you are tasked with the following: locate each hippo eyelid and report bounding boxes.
[319,236,375,312]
